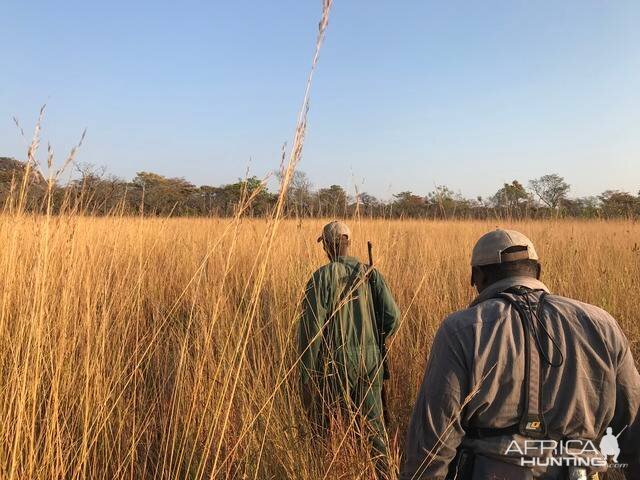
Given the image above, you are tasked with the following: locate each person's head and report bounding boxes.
[317,221,351,260]
[607,427,613,435]
[470,229,541,293]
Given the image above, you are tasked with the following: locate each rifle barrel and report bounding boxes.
[616,425,629,438]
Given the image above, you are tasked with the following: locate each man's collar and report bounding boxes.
[332,255,357,264]
[469,276,550,308]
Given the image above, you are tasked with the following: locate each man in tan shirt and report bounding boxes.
[401,229,640,480]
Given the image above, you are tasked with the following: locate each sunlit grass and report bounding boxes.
[0,215,637,479]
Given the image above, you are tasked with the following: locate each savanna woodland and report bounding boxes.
[2,156,639,219]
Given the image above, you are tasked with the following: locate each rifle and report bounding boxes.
[367,241,390,425]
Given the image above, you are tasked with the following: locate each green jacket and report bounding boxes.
[298,256,400,388]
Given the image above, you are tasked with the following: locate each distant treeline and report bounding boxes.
[1,156,639,219]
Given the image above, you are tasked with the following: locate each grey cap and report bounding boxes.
[471,228,539,267]
[317,220,351,243]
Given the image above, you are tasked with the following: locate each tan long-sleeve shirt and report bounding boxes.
[401,276,640,480]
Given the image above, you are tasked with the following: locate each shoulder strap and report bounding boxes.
[467,288,552,440]
[499,291,548,439]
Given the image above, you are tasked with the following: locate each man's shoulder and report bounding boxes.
[312,263,331,275]
[308,264,330,283]
[547,294,630,356]
[441,298,510,333]
[436,293,626,361]
[368,265,384,282]
[446,293,617,326]
[308,260,358,281]
[545,294,619,330]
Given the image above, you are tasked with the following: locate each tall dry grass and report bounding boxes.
[0,214,638,479]
[4,2,638,478]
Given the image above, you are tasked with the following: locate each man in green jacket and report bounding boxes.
[298,220,400,475]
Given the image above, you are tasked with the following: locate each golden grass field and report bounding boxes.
[0,214,638,479]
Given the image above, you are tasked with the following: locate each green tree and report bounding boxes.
[425,185,468,218]
[599,190,639,218]
[391,191,425,218]
[492,180,530,212]
[528,174,570,210]
[562,196,600,218]
[354,192,382,217]
[314,185,348,217]
[132,171,197,215]
[0,157,48,212]
[203,177,274,217]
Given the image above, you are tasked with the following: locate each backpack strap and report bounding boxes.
[466,288,557,440]
[499,290,548,438]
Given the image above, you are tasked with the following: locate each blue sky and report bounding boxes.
[2,0,639,199]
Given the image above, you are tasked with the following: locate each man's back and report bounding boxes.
[455,290,632,458]
[401,276,640,479]
[298,256,399,386]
